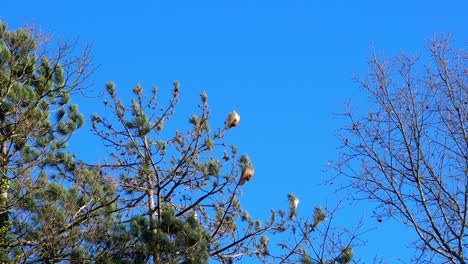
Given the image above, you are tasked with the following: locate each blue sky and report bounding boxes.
[2,0,467,262]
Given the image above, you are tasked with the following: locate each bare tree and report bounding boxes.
[335,35,467,263]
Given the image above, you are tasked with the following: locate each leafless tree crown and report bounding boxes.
[336,36,467,263]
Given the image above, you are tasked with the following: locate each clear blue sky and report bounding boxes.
[2,1,467,262]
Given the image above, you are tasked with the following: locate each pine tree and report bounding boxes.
[89,82,363,263]
[0,21,115,262]
[90,82,298,263]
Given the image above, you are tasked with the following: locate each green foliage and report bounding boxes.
[106,81,115,96]
[337,247,353,264]
[311,206,327,231]
[288,193,299,219]
[301,251,313,264]
[100,209,210,263]
[238,154,253,170]
[0,20,105,262]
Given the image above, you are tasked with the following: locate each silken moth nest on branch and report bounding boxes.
[225,110,240,129]
[238,154,254,186]
[239,167,254,186]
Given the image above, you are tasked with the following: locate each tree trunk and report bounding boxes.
[0,141,10,260]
